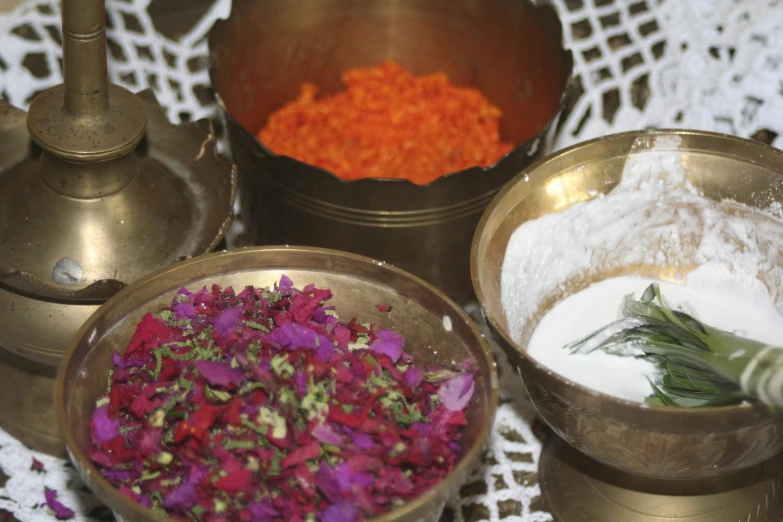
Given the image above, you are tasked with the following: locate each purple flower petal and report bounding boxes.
[113,351,147,371]
[266,322,333,358]
[370,329,405,363]
[112,351,124,370]
[294,371,309,396]
[247,501,279,522]
[162,483,197,511]
[336,462,374,493]
[438,373,475,411]
[343,427,376,451]
[102,468,137,484]
[138,428,162,457]
[410,422,433,437]
[90,405,120,444]
[278,274,294,291]
[404,367,424,389]
[177,286,196,299]
[172,301,196,320]
[163,467,207,511]
[313,306,338,325]
[315,465,340,502]
[460,359,478,373]
[213,306,243,337]
[321,501,361,522]
[194,361,245,388]
[312,423,345,447]
[316,342,335,361]
[44,489,74,520]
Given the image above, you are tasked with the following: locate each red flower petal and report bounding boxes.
[226,398,242,427]
[125,313,177,358]
[214,469,252,492]
[281,440,321,469]
[31,458,44,473]
[327,406,367,428]
[190,405,219,441]
[173,421,192,444]
[100,435,136,466]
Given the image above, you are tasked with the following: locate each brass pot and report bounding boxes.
[208,0,573,306]
[56,246,499,522]
[471,130,783,480]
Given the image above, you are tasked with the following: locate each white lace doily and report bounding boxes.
[2,0,783,520]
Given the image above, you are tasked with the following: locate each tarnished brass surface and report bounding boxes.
[208,0,573,306]
[27,0,146,161]
[0,0,236,456]
[0,347,65,456]
[0,285,100,366]
[471,130,783,480]
[0,0,237,300]
[0,90,235,366]
[0,91,236,302]
[56,246,499,522]
[540,438,783,521]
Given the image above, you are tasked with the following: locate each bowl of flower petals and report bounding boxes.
[55,246,498,522]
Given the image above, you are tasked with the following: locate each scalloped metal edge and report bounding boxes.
[206,0,576,188]
[0,89,237,302]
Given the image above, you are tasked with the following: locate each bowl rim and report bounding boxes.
[470,128,783,425]
[206,0,575,188]
[56,245,500,522]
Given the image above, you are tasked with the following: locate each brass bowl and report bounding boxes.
[471,129,783,480]
[56,246,499,522]
[208,0,573,306]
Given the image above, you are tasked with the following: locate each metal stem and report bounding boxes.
[62,0,109,115]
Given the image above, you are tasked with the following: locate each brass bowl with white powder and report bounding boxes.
[471,130,783,520]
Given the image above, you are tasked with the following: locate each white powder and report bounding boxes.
[500,135,783,402]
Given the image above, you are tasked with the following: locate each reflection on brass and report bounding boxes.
[471,129,783,520]
[0,0,236,456]
[0,347,64,456]
[540,438,783,522]
[208,0,574,306]
[56,246,500,522]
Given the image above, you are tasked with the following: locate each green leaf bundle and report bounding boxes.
[566,283,783,408]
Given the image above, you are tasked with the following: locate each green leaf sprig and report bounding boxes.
[567,283,782,408]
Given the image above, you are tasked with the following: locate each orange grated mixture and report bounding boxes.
[257,61,515,185]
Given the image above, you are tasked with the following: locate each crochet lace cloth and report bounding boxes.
[1,0,783,520]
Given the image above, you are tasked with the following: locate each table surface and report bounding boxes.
[1,0,783,521]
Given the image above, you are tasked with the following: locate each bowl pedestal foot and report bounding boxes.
[0,346,64,457]
[539,436,783,521]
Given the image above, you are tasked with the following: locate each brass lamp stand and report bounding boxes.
[0,0,236,456]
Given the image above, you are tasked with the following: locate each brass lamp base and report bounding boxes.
[0,346,64,457]
[540,436,783,521]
